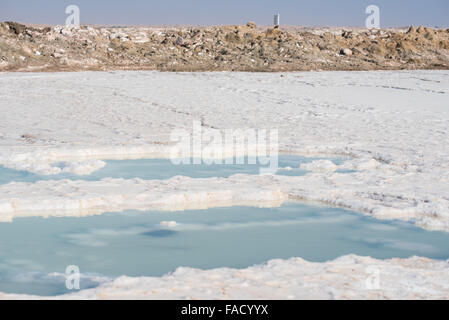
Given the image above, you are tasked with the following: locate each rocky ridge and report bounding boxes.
[0,21,448,72]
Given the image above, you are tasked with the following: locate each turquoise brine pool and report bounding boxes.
[0,203,448,296]
[0,156,351,185]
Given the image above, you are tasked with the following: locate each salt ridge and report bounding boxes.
[1,255,448,300]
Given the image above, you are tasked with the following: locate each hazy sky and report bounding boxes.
[0,0,448,28]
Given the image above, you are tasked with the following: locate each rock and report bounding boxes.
[225,32,241,42]
[367,43,384,55]
[265,28,281,38]
[5,21,26,35]
[424,31,434,40]
[342,31,353,39]
[175,36,183,46]
[351,47,363,55]
[109,32,129,41]
[406,26,416,34]
[61,28,74,36]
[340,48,353,56]
[246,22,256,29]
[417,26,425,34]
[120,41,134,50]
[52,52,63,58]
[397,40,416,53]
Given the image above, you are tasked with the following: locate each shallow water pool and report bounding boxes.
[0,203,448,296]
[0,155,350,184]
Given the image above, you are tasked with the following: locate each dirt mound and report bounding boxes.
[0,22,448,72]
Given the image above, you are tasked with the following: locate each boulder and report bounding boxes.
[340,48,353,56]
[5,21,26,35]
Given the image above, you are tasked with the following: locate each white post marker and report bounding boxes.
[274,13,280,27]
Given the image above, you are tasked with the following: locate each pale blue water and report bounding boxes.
[0,156,352,185]
[0,203,448,296]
